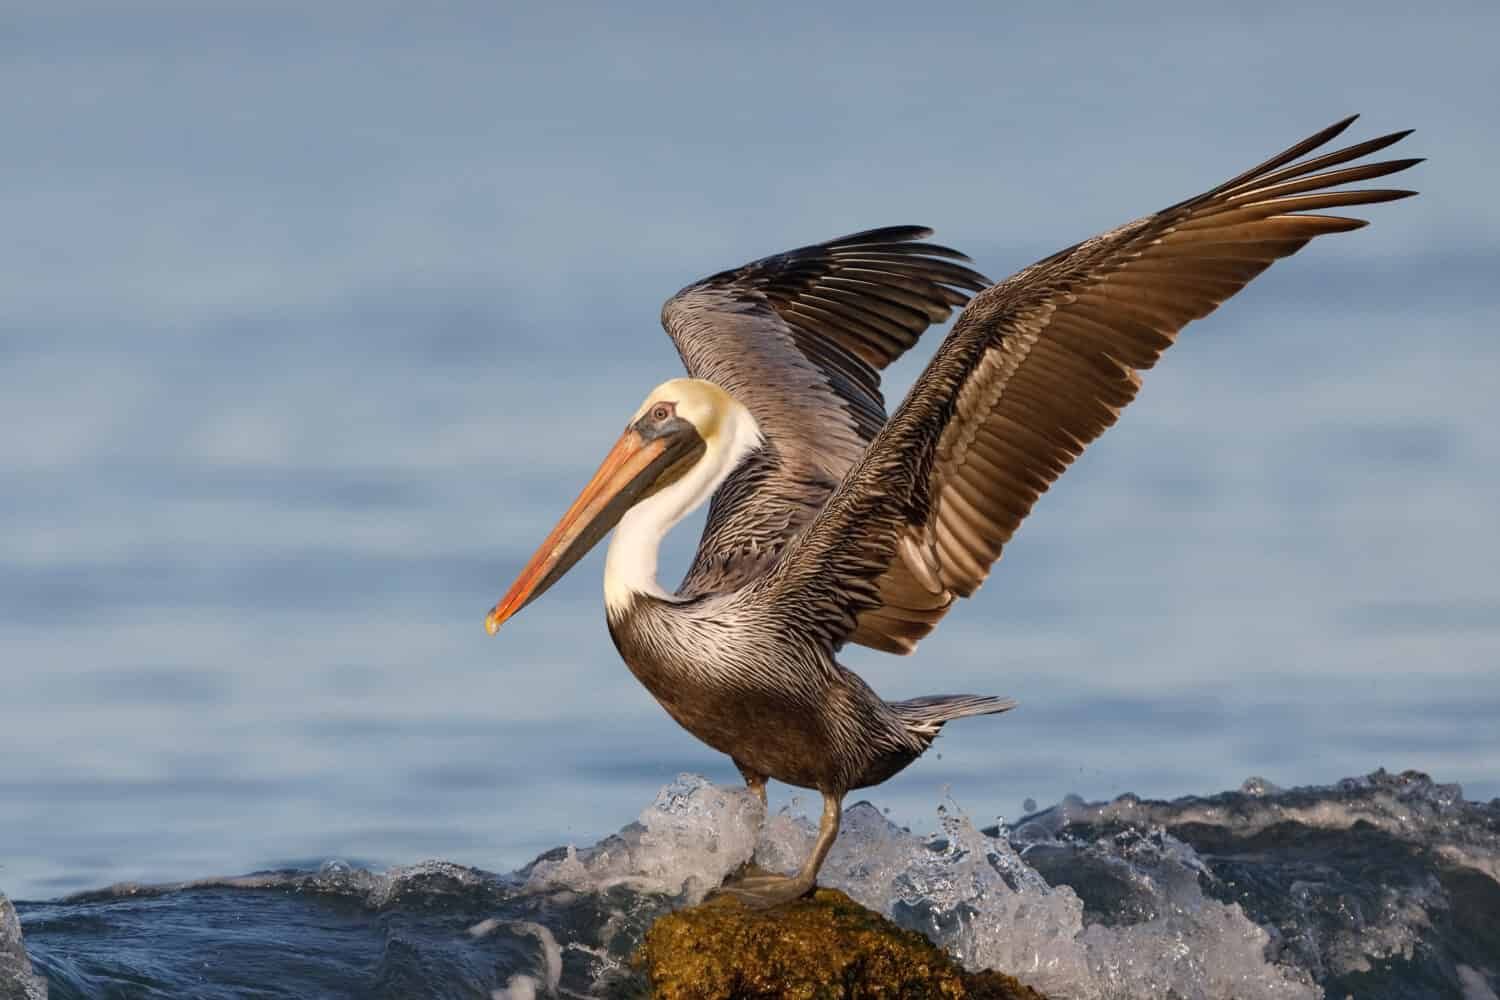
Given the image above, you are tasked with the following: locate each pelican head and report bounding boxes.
[485,377,756,634]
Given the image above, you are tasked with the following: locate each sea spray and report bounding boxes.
[14,769,1500,999]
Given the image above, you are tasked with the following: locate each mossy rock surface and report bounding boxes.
[638,888,1048,1000]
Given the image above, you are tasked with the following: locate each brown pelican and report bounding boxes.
[485,117,1417,906]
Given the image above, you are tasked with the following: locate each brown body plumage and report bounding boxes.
[487,117,1419,905]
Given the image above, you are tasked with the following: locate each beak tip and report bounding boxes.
[484,611,501,636]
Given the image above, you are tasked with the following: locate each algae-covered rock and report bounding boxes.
[638,888,1047,1000]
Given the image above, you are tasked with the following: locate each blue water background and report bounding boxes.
[2,1,1497,902]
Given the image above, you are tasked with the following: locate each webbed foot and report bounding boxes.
[710,788,843,910]
[710,869,815,909]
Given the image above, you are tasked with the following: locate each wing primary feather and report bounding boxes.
[1194,114,1360,200]
[754,117,1419,656]
[1221,130,1415,195]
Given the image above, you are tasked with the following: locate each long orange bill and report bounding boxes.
[485,427,672,635]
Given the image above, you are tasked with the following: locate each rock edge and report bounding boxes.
[638,888,1048,1000]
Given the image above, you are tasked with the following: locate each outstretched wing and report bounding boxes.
[755,116,1419,654]
[662,227,990,595]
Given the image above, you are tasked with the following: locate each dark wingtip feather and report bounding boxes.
[826,225,935,246]
[1210,115,1367,199]
[837,240,978,264]
[1308,114,1362,148]
[1341,189,1421,205]
[908,241,978,264]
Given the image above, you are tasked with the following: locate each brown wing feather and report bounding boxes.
[662,228,990,595]
[755,117,1419,654]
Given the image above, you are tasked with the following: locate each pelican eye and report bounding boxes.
[650,403,674,423]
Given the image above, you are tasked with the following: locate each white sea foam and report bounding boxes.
[822,803,1315,1000]
[523,775,762,901]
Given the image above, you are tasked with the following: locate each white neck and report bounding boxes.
[604,404,762,616]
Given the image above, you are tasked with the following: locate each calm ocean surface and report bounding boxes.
[2,3,1498,905]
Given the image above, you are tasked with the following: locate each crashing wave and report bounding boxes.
[14,769,1500,999]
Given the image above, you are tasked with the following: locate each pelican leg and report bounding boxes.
[723,759,776,882]
[734,759,768,810]
[713,791,842,909]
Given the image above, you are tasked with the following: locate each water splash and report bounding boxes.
[13,769,1500,999]
[777,798,1311,999]
[522,775,762,902]
[1015,767,1500,992]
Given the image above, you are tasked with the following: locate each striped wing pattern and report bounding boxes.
[662,227,990,594]
[759,116,1419,654]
